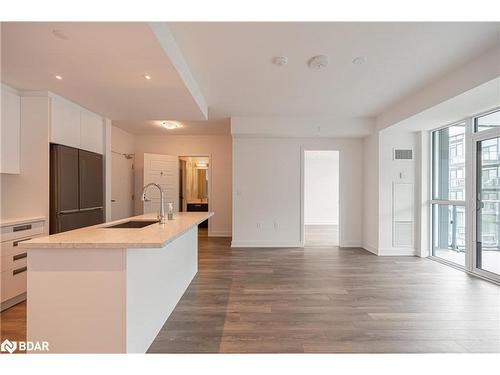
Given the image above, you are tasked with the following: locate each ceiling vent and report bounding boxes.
[393,149,413,160]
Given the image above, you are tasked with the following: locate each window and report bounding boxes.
[475,109,500,132]
[432,123,466,201]
[430,107,500,282]
[431,122,466,266]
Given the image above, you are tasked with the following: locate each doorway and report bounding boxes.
[473,129,500,282]
[303,150,340,247]
[111,151,134,221]
[179,156,210,236]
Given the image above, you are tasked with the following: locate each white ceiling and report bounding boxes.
[112,118,230,135]
[2,22,499,136]
[1,22,207,121]
[169,22,500,119]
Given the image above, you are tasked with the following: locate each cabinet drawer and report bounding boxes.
[1,251,27,272]
[0,236,34,258]
[1,266,27,303]
[1,220,44,242]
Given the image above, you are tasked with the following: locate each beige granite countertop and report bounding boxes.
[20,212,213,249]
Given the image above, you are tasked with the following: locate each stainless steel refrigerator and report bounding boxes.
[50,144,104,234]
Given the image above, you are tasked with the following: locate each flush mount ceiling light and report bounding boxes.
[160,121,182,130]
[196,161,208,169]
[272,56,288,67]
[352,56,366,65]
[55,74,63,80]
[144,74,152,80]
[308,55,329,70]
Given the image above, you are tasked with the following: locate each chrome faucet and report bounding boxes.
[141,183,166,224]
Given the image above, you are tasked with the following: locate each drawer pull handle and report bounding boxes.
[13,238,32,247]
[13,253,27,261]
[13,224,32,232]
[13,266,27,275]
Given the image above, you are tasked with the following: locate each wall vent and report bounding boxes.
[393,149,413,160]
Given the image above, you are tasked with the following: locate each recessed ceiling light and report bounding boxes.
[308,55,329,70]
[144,74,152,80]
[160,121,182,130]
[352,56,366,65]
[55,75,63,80]
[272,56,288,67]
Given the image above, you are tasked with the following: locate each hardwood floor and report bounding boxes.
[304,225,339,247]
[149,236,500,353]
[1,234,499,353]
[0,301,26,353]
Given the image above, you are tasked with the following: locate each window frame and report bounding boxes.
[429,106,500,281]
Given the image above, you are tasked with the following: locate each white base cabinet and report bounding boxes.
[0,218,45,311]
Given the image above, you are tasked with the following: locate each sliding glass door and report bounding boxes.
[473,111,500,282]
[431,108,500,282]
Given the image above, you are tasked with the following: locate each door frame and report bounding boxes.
[471,126,500,283]
[300,148,341,247]
[179,155,213,236]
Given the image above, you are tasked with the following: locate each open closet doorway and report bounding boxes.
[303,150,340,247]
[179,156,210,237]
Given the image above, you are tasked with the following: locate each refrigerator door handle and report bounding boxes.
[58,209,80,215]
[79,206,104,212]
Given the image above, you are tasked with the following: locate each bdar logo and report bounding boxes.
[1,339,17,354]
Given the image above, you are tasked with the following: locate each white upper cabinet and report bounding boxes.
[51,96,81,149]
[80,110,104,154]
[1,88,21,174]
[50,95,103,154]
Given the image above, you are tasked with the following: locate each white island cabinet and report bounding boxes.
[21,212,212,353]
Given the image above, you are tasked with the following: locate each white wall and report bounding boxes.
[378,128,418,256]
[304,151,339,225]
[110,126,135,221]
[232,136,363,248]
[133,135,232,237]
[362,131,379,254]
[0,95,50,233]
[112,126,135,155]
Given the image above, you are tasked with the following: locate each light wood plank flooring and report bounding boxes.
[1,235,499,353]
[149,236,500,353]
[304,225,339,247]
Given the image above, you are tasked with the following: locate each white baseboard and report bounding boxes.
[362,244,378,255]
[208,230,232,237]
[0,292,26,312]
[304,219,338,225]
[231,241,302,248]
[378,247,417,256]
[339,241,362,248]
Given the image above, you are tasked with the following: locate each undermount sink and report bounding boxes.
[105,220,159,229]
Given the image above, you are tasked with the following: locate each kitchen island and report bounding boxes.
[21,212,213,353]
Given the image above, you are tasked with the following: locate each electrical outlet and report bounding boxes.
[273,221,279,230]
[256,222,262,229]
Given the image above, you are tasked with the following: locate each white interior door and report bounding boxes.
[111,153,134,221]
[143,153,179,215]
